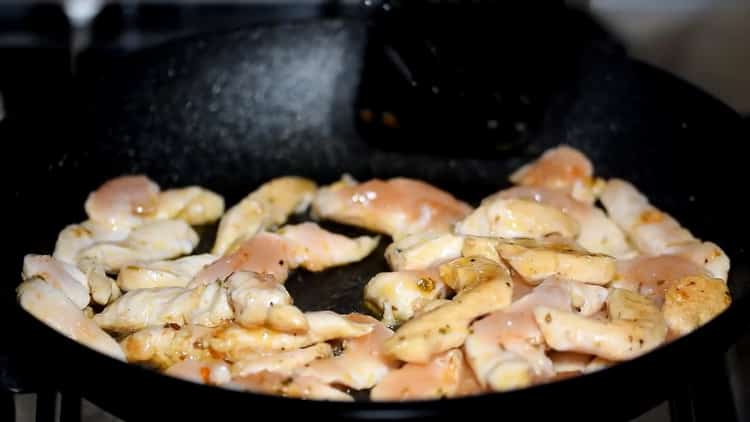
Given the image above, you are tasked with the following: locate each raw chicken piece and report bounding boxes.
[213,176,316,255]
[312,176,471,240]
[18,278,125,360]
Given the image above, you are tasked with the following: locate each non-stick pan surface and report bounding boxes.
[6,17,749,421]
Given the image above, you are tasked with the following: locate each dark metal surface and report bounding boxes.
[4,13,749,422]
[668,356,740,422]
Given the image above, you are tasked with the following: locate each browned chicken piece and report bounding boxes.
[494,237,616,285]
[662,275,731,337]
[121,312,371,369]
[121,325,220,369]
[385,231,464,271]
[384,257,513,363]
[456,197,580,240]
[208,311,374,361]
[535,288,668,361]
[364,268,448,327]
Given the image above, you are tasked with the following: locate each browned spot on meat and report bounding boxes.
[639,210,664,224]
[200,367,211,383]
[417,277,435,292]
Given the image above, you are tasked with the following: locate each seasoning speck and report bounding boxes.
[417,277,435,292]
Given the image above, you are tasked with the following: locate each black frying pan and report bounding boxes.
[4,4,749,421]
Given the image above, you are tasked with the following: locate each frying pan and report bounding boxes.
[3,3,749,421]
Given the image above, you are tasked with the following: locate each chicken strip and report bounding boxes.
[225,271,308,333]
[534,288,667,361]
[277,222,379,272]
[385,231,464,271]
[600,179,729,280]
[77,219,199,273]
[583,356,614,374]
[464,279,606,390]
[121,324,217,368]
[495,237,616,285]
[297,314,398,389]
[213,176,316,255]
[18,278,125,361]
[165,359,232,385]
[384,257,513,363]
[226,371,353,401]
[456,198,579,240]
[370,349,480,400]
[209,311,374,361]
[312,176,472,240]
[549,351,594,374]
[670,241,730,283]
[117,254,217,291]
[93,281,233,334]
[494,186,635,258]
[78,256,121,306]
[232,343,333,377]
[192,232,292,287]
[53,220,131,265]
[614,254,707,306]
[460,236,502,264]
[191,224,378,287]
[364,269,448,327]
[151,186,225,225]
[22,254,90,309]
